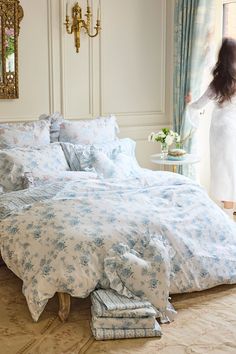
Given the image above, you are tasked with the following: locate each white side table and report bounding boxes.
[150,154,200,173]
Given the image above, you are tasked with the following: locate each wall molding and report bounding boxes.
[60,0,67,117]
[47,0,54,113]
[0,116,41,123]
[99,0,167,117]
[59,0,95,119]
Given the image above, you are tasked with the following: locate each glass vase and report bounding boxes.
[160,142,168,159]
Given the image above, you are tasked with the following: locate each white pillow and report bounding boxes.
[92,151,140,179]
[92,151,124,178]
[0,120,50,149]
[0,143,69,192]
[59,115,119,144]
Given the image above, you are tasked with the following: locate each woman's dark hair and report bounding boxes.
[210,38,236,104]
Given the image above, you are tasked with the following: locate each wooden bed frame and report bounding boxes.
[58,293,71,322]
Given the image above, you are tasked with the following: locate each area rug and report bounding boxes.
[0,266,236,354]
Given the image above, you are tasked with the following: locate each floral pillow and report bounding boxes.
[0,143,69,192]
[59,115,119,145]
[0,120,50,149]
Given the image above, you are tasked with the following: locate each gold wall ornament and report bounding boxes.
[64,0,101,53]
[0,0,24,99]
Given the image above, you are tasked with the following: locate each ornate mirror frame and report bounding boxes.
[0,0,23,99]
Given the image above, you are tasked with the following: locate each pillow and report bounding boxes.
[91,151,124,178]
[39,112,64,143]
[0,120,50,149]
[91,151,140,179]
[0,143,69,192]
[59,115,119,145]
[23,171,98,188]
[61,138,137,172]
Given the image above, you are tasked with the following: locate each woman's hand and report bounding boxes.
[185,93,192,104]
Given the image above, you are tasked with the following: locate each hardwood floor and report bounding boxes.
[0,266,236,354]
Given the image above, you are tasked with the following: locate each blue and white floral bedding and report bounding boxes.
[0,170,236,321]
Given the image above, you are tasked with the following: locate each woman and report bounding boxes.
[186,38,236,219]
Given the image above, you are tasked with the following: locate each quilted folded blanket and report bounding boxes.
[90,321,162,340]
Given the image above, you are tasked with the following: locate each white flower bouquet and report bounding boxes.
[148,128,181,159]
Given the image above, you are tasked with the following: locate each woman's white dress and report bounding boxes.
[190,86,236,202]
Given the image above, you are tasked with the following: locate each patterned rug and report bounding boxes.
[1,265,236,354]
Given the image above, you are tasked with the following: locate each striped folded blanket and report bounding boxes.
[91,293,158,318]
[92,289,152,311]
[91,321,162,340]
[91,308,156,329]
[91,303,158,319]
[90,290,162,340]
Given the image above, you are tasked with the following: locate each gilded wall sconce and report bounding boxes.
[64,1,101,53]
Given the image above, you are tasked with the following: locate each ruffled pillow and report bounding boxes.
[0,120,50,149]
[59,115,119,145]
[90,151,140,179]
[0,143,69,192]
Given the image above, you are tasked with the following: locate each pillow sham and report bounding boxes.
[0,120,50,149]
[23,171,98,188]
[59,115,119,145]
[61,138,137,172]
[90,151,123,178]
[0,143,69,192]
[91,151,140,179]
[39,112,64,143]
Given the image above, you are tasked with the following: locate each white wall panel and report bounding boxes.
[100,0,166,117]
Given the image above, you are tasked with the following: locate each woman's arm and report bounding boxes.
[183,86,214,131]
[186,86,214,110]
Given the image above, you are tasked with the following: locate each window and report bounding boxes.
[223,0,236,38]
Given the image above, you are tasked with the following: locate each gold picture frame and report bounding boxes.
[0,0,23,99]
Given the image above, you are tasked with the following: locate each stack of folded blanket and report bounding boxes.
[90,289,162,340]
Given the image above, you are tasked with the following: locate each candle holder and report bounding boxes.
[64,1,101,53]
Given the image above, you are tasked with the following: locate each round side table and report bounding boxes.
[150,154,200,173]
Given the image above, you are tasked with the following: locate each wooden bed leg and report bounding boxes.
[58,292,71,322]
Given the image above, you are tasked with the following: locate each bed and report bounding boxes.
[0,115,236,325]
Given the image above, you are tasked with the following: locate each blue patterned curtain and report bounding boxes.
[173,0,215,178]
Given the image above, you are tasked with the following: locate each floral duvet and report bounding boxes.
[0,170,236,321]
